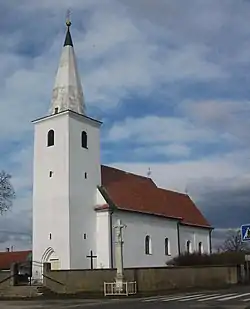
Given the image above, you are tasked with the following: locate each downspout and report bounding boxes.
[177,221,181,255]
[109,209,114,268]
[209,229,213,254]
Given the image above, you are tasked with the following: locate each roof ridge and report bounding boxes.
[0,250,31,254]
[158,187,189,197]
[101,164,153,181]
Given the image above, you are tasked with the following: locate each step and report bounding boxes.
[0,285,44,298]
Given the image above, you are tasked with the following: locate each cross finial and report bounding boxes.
[147,167,152,177]
[66,9,72,27]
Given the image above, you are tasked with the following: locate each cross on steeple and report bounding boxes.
[66,9,71,26]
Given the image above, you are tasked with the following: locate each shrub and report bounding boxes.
[167,251,246,266]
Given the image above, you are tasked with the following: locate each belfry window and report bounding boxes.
[47,130,54,147]
[81,131,87,148]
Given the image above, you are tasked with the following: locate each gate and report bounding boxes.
[13,261,32,286]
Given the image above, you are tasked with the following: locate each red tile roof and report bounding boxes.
[98,165,211,228]
[0,250,32,270]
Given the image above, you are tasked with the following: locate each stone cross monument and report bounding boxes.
[113,219,126,292]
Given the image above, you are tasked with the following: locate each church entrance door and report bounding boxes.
[49,258,61,270]
[41,247,61,271]
[48,251,61,270]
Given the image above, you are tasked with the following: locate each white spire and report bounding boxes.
[49,19,86,115]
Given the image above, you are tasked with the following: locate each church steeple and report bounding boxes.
[64,19,73,47]
[49,18,86,115]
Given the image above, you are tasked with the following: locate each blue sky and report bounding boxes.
[0,0,250,250]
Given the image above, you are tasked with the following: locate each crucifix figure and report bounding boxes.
[113,219,126,292]
[86,250,97,270]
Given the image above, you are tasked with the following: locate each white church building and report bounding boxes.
[32,20,212,279]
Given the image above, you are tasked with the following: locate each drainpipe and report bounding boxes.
[209,229,213,254]
[109,210,114,268]
[177,222,181,255]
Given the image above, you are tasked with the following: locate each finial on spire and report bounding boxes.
[64,9,73,47]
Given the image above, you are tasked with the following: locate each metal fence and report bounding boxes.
[104,281,137,296]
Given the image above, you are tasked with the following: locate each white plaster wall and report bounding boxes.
[68,112,101,269]
[96,188,107,206]
[112,211,179,268]
[32,113,71,277]
[96,210,111,268]
[179,225,210,254]
[32,111,102,276]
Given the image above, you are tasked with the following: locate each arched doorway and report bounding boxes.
[41,247,61,270]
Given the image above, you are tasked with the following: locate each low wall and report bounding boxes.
[43,264,239,295]
[0,270,11,290]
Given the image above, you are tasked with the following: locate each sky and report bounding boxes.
[0,0,250,251]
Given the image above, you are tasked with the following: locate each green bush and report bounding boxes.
[166,252,246,266]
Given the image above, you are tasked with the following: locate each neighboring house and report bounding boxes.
[0,250,32,271]
[32,19,212,281]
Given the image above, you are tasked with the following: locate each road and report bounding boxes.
[2,287,250,309]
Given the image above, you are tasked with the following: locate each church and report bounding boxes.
[32,19,212,280]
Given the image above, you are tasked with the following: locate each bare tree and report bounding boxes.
[0,171,15,214]
[219,229,249,252]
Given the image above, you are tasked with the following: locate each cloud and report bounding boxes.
[178,100,250,144]
[1,0,250,251]
[133,144,191,159]
[106,116,218,144]
[0,194,32,250]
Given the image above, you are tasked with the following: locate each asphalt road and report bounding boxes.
[2,287,250,309]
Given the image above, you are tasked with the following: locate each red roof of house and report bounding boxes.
[98,165,211,228]
[0,250,32,270]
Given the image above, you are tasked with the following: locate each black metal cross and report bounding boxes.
[86,250,97,270]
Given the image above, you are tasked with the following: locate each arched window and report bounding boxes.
[145,235,152,255]
[47,130,54,147]
[165,238,170,255]
[186,240,191,254]
[81,131,87,148]
[198,242,203,254]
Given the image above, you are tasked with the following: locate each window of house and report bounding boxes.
[49,233,52,240]
[186,240,191,254]
[81,131,87,148]
[145,235,152,255]
[198,242,203,254]
[47,130,55,147]
[84,172,87,179]
[49,171,53,178]
[165,237,170,255]
[54,107,59,114]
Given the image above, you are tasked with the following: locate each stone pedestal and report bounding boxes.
[114,219,126,292]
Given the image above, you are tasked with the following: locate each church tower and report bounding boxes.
[32,19,102,280]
